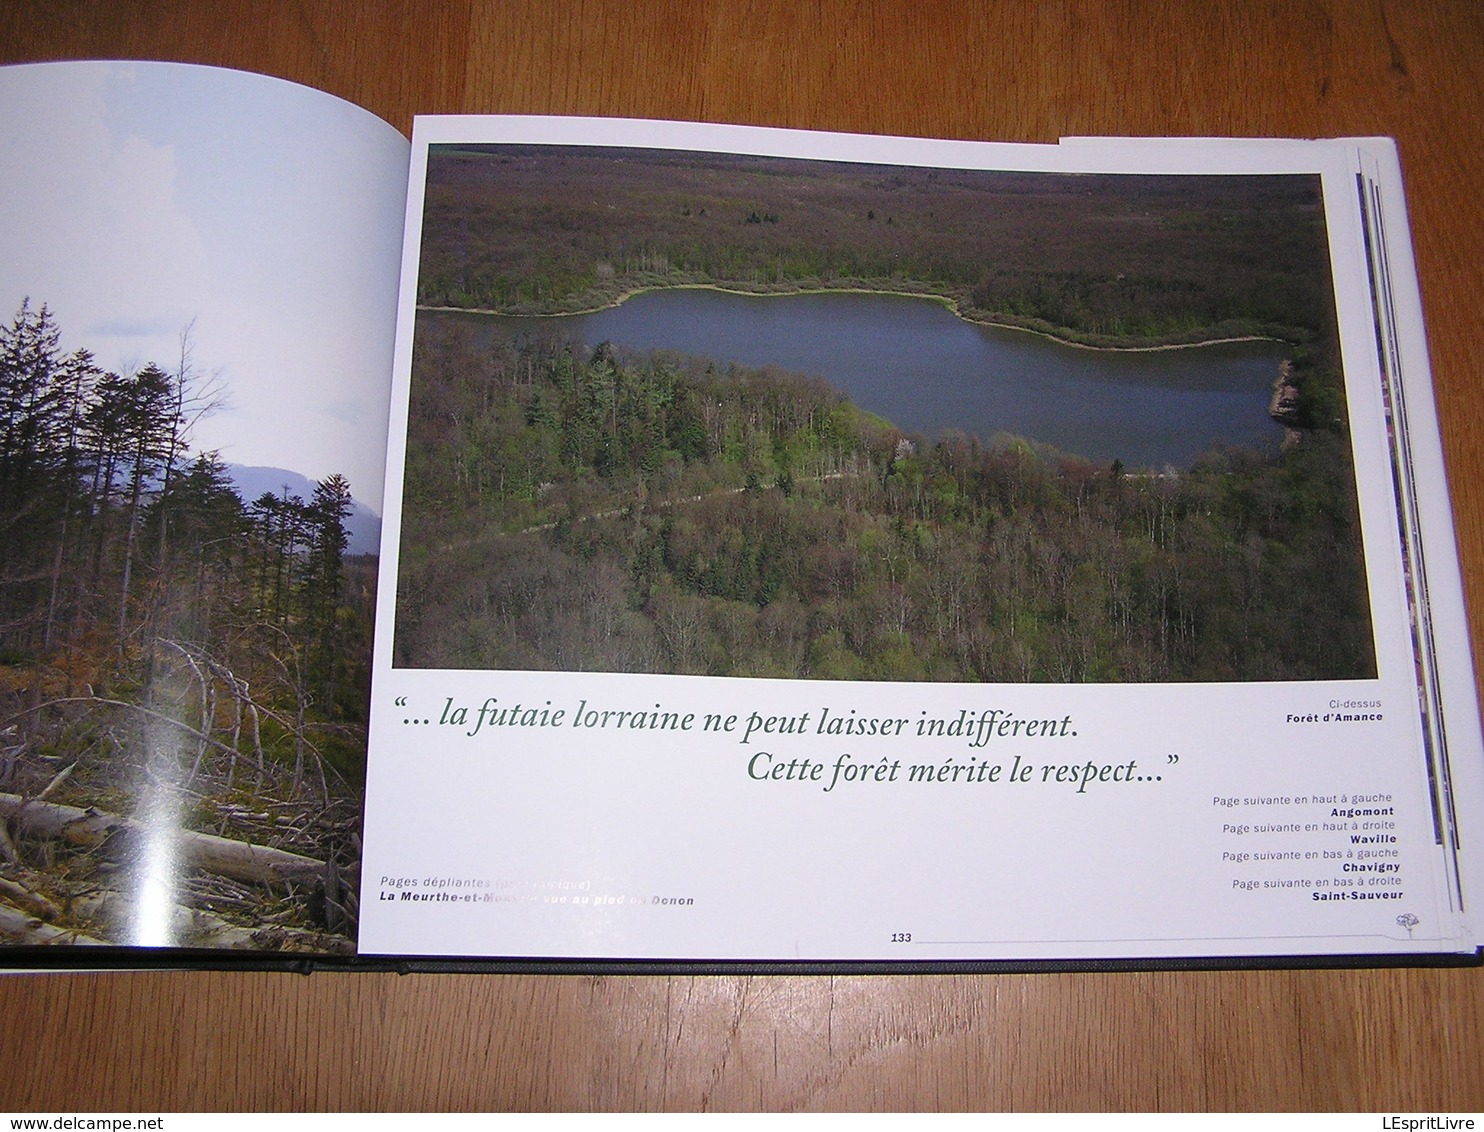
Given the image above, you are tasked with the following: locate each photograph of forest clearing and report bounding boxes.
[0,304,371,952]
[394,145,1376,687]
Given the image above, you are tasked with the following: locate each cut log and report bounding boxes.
[0,792,329,886]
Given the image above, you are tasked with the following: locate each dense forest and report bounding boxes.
[395,323,1374,683]
[417,149,1335,349]
[0,300,370,950]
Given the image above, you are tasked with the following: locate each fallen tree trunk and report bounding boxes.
[0,875,61,920]
[0,792,329,887]
[0,900,107,946]
[68,891,355,953]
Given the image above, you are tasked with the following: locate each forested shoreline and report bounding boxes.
[421,284,1289,356]
[0,301,370,950]
[417,149,1335,350]
[395,323,1374,683]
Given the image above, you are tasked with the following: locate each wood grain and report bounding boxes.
[2,0,1482,1112]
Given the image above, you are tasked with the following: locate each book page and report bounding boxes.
[360,118,1481,964]
[0,61,408,955]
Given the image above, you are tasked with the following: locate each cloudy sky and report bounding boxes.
[0,60,410,511]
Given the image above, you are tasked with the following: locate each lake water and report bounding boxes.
[424,288,1291,469]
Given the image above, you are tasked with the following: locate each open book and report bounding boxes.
[1,60,1478,970]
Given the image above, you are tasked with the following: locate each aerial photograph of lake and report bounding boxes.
[395,142,1375,685]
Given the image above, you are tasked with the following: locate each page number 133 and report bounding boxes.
[890,932,913,943]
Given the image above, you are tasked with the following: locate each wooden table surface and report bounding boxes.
[2,0,1483,1112]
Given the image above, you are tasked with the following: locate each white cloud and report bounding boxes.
[0,64,209,366]
[0,60,409,510]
